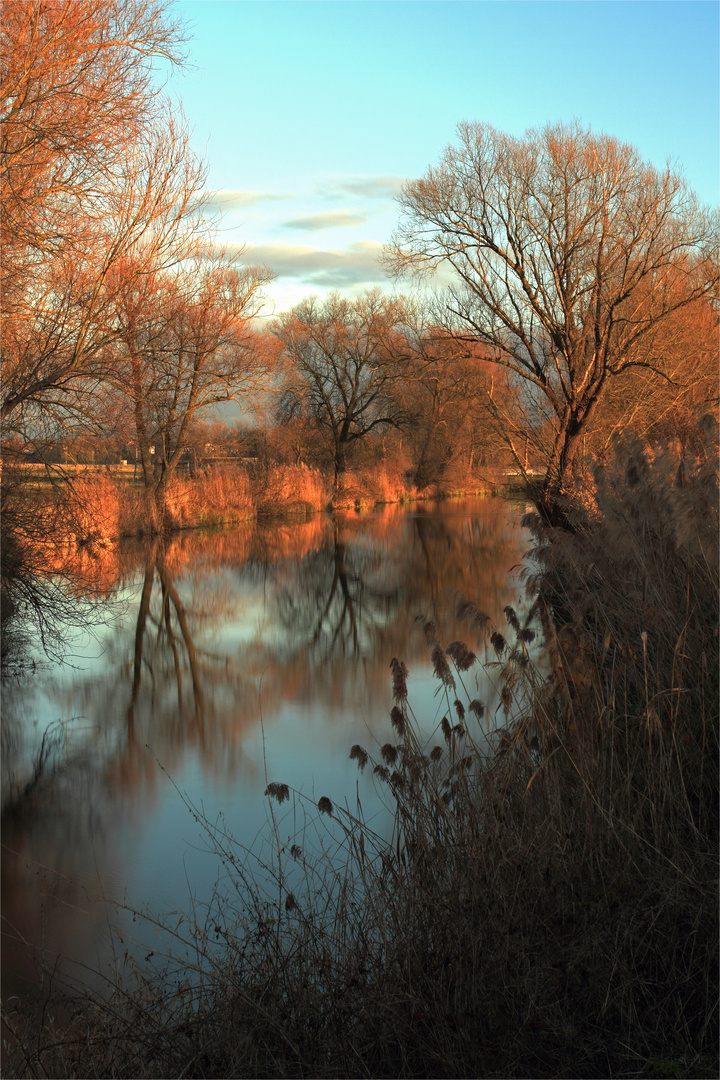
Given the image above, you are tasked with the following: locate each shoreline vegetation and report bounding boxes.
[0,457,518,653]
[2,431,717,1079]
[0,454,522,670]
[2,458,514,545]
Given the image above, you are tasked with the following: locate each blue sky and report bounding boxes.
[168,0,719,313]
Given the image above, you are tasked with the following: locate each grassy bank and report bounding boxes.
[2,459,501,544]
[2,463,324,540]
[2,434,717,1078]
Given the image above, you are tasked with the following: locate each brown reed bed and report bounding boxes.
[2,432,717,1078]
[0,462,324,555]
[331,463,419,510]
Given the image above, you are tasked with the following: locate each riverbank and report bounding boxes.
[3,459,507,543]
[3,434,716,1079]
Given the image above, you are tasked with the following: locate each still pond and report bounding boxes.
[2,496,534,1006]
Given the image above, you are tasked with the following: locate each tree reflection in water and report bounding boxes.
[270,502,531,674]
[129,541,207,729]
[1,498,533,1009]
[274,521,400,661]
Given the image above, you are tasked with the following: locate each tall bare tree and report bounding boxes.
[1,0,205,430]
[110,253,273,526]
[388,121,718,521]
[272,290,411,485]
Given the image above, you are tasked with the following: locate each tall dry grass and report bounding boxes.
[2,431,717,1078]
[161,467,255,529]
[332,464,418,510]
[250,461,329,519]
[524,429,718,843]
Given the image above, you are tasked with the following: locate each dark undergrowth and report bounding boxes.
[2,432,718,1079]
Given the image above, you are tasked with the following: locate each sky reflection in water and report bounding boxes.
[2,498,536,1002]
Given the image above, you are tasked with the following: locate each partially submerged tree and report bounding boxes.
[272,290,411,485]
[388,121,718,521]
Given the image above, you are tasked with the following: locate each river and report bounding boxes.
[1,496,535,1010]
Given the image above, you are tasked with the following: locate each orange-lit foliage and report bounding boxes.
[587,290,719,457]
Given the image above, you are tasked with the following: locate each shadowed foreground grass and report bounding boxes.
[2,435,718,1079]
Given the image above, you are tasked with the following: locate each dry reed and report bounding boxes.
[250,462,329,519]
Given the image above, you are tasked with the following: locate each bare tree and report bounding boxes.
[388,121,718,521]
[1,0,205,429]
[0,0,218,657]
[269,291,416,486]
[2,119,209,430]
[110,252,273,526]
[272,290,411,485]
[1,0,186,250]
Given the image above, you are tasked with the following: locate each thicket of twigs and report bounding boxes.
[2,431,718,1079]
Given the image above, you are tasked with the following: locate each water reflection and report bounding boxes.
[275,522,399,660]
[2,498,533,1005]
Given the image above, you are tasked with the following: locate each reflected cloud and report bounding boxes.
[227,240,389,286]
[282,210,368,231]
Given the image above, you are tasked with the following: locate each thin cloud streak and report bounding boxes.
[204,189,294,208]
[282,210,368,231]
[319,175,407,200]
[227,240,389,287]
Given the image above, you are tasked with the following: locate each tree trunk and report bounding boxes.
[334,441,347,488]
[537,398,597,529]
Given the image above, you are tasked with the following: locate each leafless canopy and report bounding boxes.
[109,251,273,510]
[1,0,206,428]
[272,290,412,482]
[387,121,718,506]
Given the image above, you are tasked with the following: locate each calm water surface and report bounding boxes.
[2,497,534,1005]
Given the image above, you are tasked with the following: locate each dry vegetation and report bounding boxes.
[2,431,717,1080]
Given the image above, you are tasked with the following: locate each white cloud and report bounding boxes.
[227,240,389,287]
[319,175,407,200]
[282,210,368,231]
[203,189,293,209]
